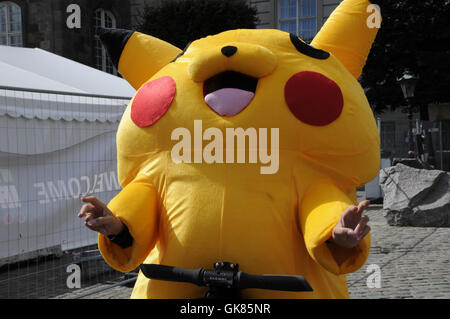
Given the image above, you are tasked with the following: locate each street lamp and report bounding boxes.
[397,71,419,155]
[398,71,419,102]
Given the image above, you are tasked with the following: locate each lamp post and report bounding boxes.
[398,71,419,155]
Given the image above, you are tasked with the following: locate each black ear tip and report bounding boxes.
[95,27,135,69]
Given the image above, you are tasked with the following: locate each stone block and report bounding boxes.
[379,163,450,227]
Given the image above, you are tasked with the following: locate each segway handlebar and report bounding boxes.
[140,264,203,286]
[140,262,312,293]
[237,272,312,292]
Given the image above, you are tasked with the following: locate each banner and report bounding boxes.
[0,131,121,264]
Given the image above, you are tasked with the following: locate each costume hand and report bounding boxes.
[331,200,371,248]
[78,196,124,236]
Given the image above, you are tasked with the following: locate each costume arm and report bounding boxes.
[298,178,370,275]
[98,174,159,272]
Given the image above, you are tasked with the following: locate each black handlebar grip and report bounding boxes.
[140,264,204,286]
[237,272,313,292]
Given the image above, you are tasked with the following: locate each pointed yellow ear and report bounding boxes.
[118,32,182,90]
[311,0,381,78]
[98,28,182,90]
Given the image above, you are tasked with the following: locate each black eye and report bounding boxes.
[289,33,329,60]
[171,41,192,62]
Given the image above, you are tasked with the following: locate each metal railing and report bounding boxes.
[0,86,136,299]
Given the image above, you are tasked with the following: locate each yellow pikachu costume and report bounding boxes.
[97,0,381,298]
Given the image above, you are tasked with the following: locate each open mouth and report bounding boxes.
[203,71,258,116]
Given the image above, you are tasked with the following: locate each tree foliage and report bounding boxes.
[135,0,258,50]
[361,0,450,114]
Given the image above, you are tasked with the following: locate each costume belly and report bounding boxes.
[128,159,351,299]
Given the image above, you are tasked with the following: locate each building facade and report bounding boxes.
[0,0,342,75]
[0,0,133,75]
[249,0,341,41]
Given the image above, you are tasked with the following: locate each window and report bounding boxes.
[278,0,317,43]
[0,2,22,47]
[94,9,117,75]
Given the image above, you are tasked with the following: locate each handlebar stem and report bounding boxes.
[203,262,241,299]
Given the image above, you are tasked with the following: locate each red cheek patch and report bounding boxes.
[284,71,343,126]
[131,76,176,127]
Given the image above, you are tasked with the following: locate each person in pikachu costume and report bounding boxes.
[78,0,382,298]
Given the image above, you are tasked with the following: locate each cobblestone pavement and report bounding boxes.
[0,245,127,299]
[346,204,450,299]
[54,282,134,299]
[54,201,450,299]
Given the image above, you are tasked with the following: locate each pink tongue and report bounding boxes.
[204,88,254,116]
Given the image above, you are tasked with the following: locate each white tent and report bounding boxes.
[0,45,135,264]
[0,45,135,96]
